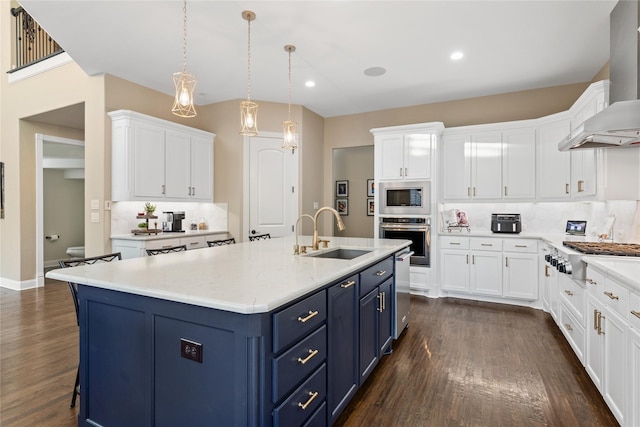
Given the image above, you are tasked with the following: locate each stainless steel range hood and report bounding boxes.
[559,0,640,150]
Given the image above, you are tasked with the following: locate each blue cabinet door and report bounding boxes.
[328,275,359,422]
[378,278,394,355]
[359,288,379,385]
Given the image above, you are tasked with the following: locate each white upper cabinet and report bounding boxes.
[441,133,471,199]
[110,110,215,202]
[372,122,444,182]
[537,118,572,199]
[502,128,536,199]
[472,132,503,199]
[377,133,432,180]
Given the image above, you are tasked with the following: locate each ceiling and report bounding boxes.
[19,1,617,119]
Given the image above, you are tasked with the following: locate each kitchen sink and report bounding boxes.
[306,248,372,260]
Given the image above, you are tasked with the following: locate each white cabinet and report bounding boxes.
[372,124,444,181]
[112,233,226,259]
[377,133,433,180]
[629,327,640,427]
[537,118,572,199]
[602,307,628,425]
[442,131,502,200]
[502,128,536,199]
[442,128,535,201]
[503,239,539,300]
[570,150,597,197]
[440,237,538,302]
[110,110,215,202]
[585,293,605,392]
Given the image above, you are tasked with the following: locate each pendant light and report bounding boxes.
[282,45,298,152]
[171,0,197,118]
[240,11,258,136]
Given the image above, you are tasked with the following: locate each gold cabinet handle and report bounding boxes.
[565,323,573,331]
[297,349,319,365]
[466,254,469,264]
[340,280,355,289]
[449,242,461,245]
[578,180,584,192]
[467,187,471,197]
[631,310,640,319]
[586,278,597,285]
[376,270,387,277]
[382,291,386,311]
[472,255,475,265]
[604,291,619,300]
[593,310,599,331]
[473,187,477,197]
[597,312,605,335]
[298,391,319,410]
[297,310,319,323]
[545,265,550,277]
[377,293,383,312]
[564,290,574,296]
[565,183,569,194]
[505,257,509,267]
[481,243,493,246]
[504,186,508,197]
[515,244,527,248]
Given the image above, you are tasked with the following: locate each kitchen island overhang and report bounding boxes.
[47,236,410,427]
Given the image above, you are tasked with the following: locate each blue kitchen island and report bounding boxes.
[47,236,410,427]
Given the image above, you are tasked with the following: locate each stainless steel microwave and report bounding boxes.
[379,181,430,215]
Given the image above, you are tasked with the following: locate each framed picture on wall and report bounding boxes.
[336,198,348,215]
[367,198,374,216]
[367,179,374,197]
[336,180,348,197]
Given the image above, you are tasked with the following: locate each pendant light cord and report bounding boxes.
[287,49,292,119]
[247,17,252,101]
[182,0,188,74]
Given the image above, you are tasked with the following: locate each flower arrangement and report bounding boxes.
[143,202,156,215]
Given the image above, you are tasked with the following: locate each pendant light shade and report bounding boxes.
[282,45,298,151]
[172,0,197,118]
[240,11,258,136]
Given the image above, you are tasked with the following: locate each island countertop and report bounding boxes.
[47,236,410,314]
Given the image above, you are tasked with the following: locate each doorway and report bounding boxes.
[36,134,85,285]
[243,132,298,241]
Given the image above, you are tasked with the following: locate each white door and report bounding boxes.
[247,135,298,239]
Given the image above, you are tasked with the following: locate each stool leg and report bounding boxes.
[70,365,79,408]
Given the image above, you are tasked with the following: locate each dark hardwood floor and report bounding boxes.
[1,283,617,426]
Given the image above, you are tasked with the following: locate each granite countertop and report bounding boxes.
[47,236,410,314]
[111,229,229,241]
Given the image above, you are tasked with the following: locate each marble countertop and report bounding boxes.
[581,256,640,293]
[47,236,410,314]
[111,229,229,241]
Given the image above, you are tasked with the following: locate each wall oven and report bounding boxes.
[379,181,430,216]
[379,217,430,266]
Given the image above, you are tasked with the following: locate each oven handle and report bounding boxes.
[396,250,415,261]
[380,224,429,231]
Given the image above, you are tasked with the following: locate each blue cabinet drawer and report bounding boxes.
[273,291,327,353]
[360,256,393,297]
[273,364,326,427]
[303,401,326,427]
[273,325,327,403]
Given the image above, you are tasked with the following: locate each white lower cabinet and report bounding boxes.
[585,294,605,392]
[440,237,538,302]
[112,234,222,259]
[602,307,628,425]
[629,327,640,427]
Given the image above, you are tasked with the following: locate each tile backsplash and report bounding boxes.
[111,201,228,235]
[440,200,640,242]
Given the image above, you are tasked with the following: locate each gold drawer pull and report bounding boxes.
[340,280,355,289]
[449,242,461,245]
[593,310,599,331]
[564,290,574,296]
[586,278,597,285]
[375,270,387,277]
[297,310,319,323]
[297,349,319,365]
[631,310,640,319]
[604,291,619,300]
[515,244,527,248]
[189,242,199,245]
[565,323,573,331]
[481,243,493,246]
[298,391,319,410]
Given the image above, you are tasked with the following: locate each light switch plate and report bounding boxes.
[90,199,99,210]
[91,212,100,223]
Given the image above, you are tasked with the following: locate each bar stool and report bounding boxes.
[248,233,270,241]
[146,245,187,256]
[207,237,236,247]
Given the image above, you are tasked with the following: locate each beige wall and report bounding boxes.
[43,169,84,263]
[332,146,374,238]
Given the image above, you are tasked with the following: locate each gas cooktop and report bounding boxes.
[562,241,640,257]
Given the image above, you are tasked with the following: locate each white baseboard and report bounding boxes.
[0,276,42,291]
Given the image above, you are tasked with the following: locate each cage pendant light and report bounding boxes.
[282,45,298,151]
[171,0,197,118]
[240,11,258,136]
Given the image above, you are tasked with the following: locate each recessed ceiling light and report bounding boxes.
[450,51,464,60]
[305,80,315,88]
[364,67,386,77]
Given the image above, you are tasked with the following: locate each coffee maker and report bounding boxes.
[162,211,186,232]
